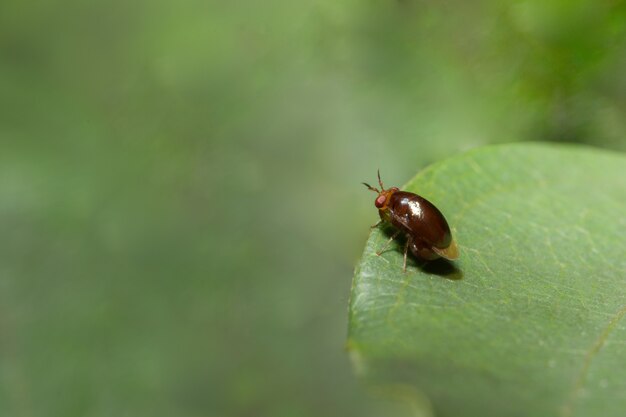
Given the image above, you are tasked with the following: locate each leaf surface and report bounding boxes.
[349,143,626,417]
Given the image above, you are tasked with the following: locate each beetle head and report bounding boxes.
[362,170,399,210]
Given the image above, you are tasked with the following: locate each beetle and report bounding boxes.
[363,171,458,271]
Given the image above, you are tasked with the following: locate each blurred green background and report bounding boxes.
[1,0,625,416]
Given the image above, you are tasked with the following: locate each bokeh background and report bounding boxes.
[1,1,625,416]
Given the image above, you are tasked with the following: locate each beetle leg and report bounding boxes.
[403,236,411,273]
[370,220,383,229]
[376,230,400,256]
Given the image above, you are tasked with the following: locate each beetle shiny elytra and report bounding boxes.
[363,171,458,271]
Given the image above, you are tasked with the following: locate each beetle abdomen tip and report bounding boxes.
[433,239,459,261]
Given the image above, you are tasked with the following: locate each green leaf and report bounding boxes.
[348,143,626,417]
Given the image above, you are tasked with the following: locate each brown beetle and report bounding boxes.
[363,171,458,271]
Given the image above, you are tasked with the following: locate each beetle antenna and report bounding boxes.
[377,169,385,191]
[362,182,380,193]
